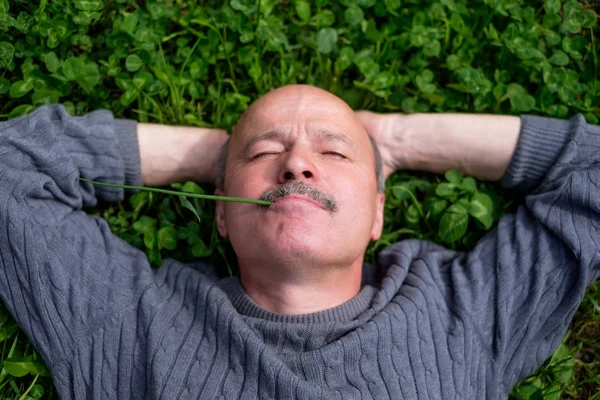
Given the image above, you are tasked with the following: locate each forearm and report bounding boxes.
[396,113,521,180]
[137,123,229,186]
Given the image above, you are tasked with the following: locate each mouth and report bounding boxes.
[271,194,327,210]
[259,181,339,212]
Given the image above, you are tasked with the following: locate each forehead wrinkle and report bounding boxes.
[310,128,354,147]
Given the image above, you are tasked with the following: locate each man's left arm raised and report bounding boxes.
[366,111,600,392]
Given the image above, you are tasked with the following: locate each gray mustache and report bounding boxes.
[260,181,338,212]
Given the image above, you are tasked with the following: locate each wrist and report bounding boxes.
[188,128,229,184]
[356,110,408,178]
[138,123,229,186]
[380,113,411,174]
[400,113,444,172]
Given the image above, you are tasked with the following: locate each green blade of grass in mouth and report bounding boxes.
[80,178,272,206]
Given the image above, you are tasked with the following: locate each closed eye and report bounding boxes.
[323,151,346,159]
[252,152,279,160]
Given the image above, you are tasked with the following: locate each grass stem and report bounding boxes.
[79,178,272,206]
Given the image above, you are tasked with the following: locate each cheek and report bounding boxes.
[226,165,272,196]
[330,164,378,198]
[331,167,380,220]
[222,202,259,240]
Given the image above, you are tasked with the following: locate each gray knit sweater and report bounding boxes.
[0,105,598,399]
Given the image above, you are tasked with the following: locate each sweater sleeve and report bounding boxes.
[446,114,600,391]
[0,105,155,368]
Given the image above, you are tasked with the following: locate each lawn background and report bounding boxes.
[1,0,599,398]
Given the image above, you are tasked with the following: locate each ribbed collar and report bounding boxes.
[218,277,378,323]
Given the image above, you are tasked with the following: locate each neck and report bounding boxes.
[239,259,364,315]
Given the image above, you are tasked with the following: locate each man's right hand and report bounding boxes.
[355,110,407,180]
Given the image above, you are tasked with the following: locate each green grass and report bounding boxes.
[1,0,599,398]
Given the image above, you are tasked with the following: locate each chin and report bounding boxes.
[229,219,344,266]
[276,234,321,257]
[264,231,331,265]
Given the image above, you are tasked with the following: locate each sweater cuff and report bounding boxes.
[113,119,143,187]
[500,115,576,192]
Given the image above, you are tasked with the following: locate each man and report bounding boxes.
[0,84,598,399]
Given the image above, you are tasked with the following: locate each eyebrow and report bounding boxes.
[312,129,353,146]
[242,129,353,157]
[242,130,284,157]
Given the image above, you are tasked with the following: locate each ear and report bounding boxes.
[370,192,386,241]
[215,189,228,238]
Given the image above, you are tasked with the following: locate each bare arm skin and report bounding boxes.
[356,111,521,181]
[137,123,229,187]
[138,112,519,188]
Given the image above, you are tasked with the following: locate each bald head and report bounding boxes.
[216,85,384,191]
[234,85,356,135]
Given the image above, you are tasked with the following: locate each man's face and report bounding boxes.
[216,85,385,270]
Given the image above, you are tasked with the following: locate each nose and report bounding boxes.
[278,146,319,184]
